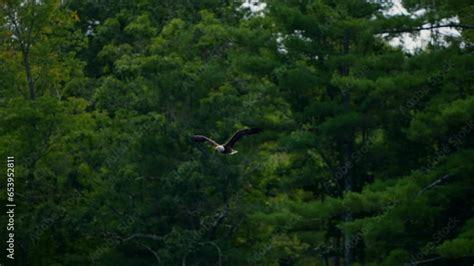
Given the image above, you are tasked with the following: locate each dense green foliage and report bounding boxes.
[1,0,473,265]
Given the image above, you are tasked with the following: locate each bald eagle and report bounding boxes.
[191,128,262,155]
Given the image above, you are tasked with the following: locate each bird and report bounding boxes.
[191,128,262,155]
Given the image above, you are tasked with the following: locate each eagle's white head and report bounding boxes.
[215,145,225,153]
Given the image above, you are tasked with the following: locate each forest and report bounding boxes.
[0,0,473,265]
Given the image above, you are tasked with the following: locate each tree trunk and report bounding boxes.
[22,48,36,100]
[333,235,341,266]
[340,31,353,266]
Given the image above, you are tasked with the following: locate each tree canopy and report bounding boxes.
[0,0,473,265]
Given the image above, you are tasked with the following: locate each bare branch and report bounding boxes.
[5,7,24,49]
[138,242,161,265]
[416,174,453,198]
[199,241,222,266]
[25,3,37,50]
[205,203,229,240]
[407,256,443,265]
[409,255,474,265]
[121,233,165,242]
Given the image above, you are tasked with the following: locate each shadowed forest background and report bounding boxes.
[0,0,473,265]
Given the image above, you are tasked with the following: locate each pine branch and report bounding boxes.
[380,23,474,35]
[309,149,337,179]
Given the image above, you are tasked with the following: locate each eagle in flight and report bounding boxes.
[191,128,262,155]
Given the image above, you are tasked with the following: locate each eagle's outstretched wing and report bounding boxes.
[224,128,262,149]
[191,135,219,147]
